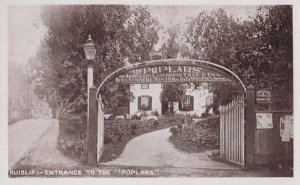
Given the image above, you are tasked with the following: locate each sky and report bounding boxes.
[8,6,47,65]
[149,5,257,28]
[8,5,258,64]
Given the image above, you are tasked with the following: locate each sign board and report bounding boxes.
[115,65,231,84]
[256,113,273,129]
[280,115,293,141]
[256,89,272,103]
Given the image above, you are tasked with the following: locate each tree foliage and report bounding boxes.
[29,5,161,114]
[9,58,52,122]
[160,83,186,103]
[163,25,180,59]
[8,61,33,120]
[160,83,186,113]
[186,6,293,109]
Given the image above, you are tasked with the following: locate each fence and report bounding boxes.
[254,110,293,165]
[219,94,245,166]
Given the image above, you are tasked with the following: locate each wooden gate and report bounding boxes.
[219,94,245,166]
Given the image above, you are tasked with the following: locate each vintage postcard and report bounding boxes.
[0,0,298,184]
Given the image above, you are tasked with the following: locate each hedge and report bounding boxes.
[170,116,220,150]
[57,114,88,162]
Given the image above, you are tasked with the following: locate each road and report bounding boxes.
[103,128,237,169]
[9,119,77,169]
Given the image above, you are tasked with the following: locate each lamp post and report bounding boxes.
[84,34,96,90]
[83,34,98,165]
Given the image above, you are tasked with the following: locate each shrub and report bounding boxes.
[104,120,134,144]
[57,114,87,162]
[153,120,159,128]
[153,110,159,116]
[130,123,139,135]
[170,127,179,135]
[131,115,140,120]
[130,122,139,130]
[171,116,220,149]
[177,124,183,133]
[191,113,201,118]
[201,112,214,118]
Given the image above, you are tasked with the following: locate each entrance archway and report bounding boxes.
[90,59,247,166]
[96,59,246,97]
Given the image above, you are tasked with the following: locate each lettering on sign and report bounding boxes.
[256,113,273,129]
[256,89,272,103]
[115,65,231,84]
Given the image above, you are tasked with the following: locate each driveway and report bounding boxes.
[103,128,237,169]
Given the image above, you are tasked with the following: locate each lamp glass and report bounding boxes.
[84,35,96,60]
[84,46,96,60]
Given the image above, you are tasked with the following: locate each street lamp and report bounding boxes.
[84,34,96,60]
[83,34,96,90]
[84,34,98,165]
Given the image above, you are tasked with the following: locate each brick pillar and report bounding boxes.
[245,85,256,168]
[87,85,98,165]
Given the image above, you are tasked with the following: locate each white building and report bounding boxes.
[129,83,213,117]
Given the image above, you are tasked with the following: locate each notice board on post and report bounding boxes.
[280,115,293,142]
[256,113,273,129]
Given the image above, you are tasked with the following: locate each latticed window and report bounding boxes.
[138,96,152,110]
[141,83,149,89]
[179,95,194,111]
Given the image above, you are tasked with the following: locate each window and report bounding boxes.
[141,83,149,89]
[138,96,152,110]
[179,95,194,111]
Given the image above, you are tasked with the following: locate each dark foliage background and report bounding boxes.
[186,6,292,109]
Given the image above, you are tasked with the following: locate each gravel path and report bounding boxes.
[9,119,78,169]
[103,128,237,169]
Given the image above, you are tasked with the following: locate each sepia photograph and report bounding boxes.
[1,0,296,181]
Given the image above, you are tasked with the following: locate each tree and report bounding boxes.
[30,5,161,115]
[186,9,244,77]
[163,25,180,59]
[8,58,52,122]
[251,6,293,109]
[8,60,33,121]
[160,83,186,113]
[186,6,293,110]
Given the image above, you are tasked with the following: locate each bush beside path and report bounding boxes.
[169,116,220,153]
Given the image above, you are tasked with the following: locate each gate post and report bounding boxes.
[245,85,256,168]
[97,96,104,162]
[87,85,98,165]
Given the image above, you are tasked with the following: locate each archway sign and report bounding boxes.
[88,59,247,164]
[97,59,246,97]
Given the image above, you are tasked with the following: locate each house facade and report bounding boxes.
[129,83,213,117]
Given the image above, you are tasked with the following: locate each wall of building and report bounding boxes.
[130,83,213,117]
[130,84,163,115]
[173,84,213,116]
